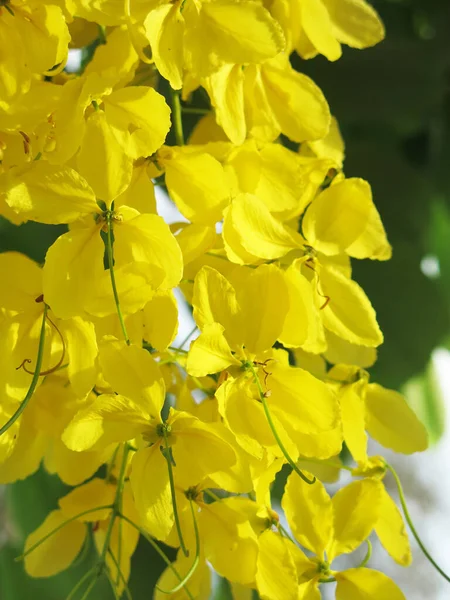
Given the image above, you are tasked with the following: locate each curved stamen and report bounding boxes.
[17,313,66,376]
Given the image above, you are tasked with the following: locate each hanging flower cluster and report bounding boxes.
[0,1,447,599]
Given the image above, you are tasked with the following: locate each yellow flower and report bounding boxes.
[1,161,183,319]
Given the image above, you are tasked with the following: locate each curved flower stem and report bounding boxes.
[0,304,48,437]
[99,444,130,567]
[171,89,185,146]
[106,213,130,345]
[357,539,372,568]
[117,512,195,600]
[16,505,113,562]
[107,548,133,600]
[162,430,189,556]
[386,462,450,584]
[157,499,200,594]
[66,567,97,600]
[249,364,315,485]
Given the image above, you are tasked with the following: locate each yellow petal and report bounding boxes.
[329,478,383,560]
[0,252,42,312]
[169,409,237,488]
[261,58,330,142]
[278,264,313,349]
[42,226,105,319]
[144,4,184,90]
[365,383,428,453]
[59,478,115,522]
[186,323,241,377]
[256,530,298,600]
[114,213,183,290]
[192,266,240,342]
[324,329,377,367]
[129,444,173,540]
[175,223,216,266]
[61,316,98,396]
[1,162,97,224]
[300,116,345,168]
[268,363,339,435]
[104,86,171,159]
[340,382,368,464]
[24,510,86,577]
[323,0,385,49]
[77,110,133,204]
[99,338,165,418]
[282,470,333,558]
[192,1,285,73]
[62,394,149,452]
[199,497,259,585]
[44,439,110,487]
[375,485,412,566]
[204,64,246,145]
[143,292,178,352]
[236,264,289,354]
[319,265,383,347]
[155,554,211,600]
[300,0,341,61]
[115,162,156,214]
[223,193,303,263]
[335,568,405,600]
[84,261,155,318]
[346,199,392,261]
[216,377,290,459]
[303,179,372,256]
[164,150,230,224]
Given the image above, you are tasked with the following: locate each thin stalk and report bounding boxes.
[107,549,133,600]
[99,444,130,567]
[0,305,48,437]
[249,364,315,485]
[106,214,130,345]
[157,499,200,594]
[162,430,189,556]
[17,505,113,561]
[357,539,372,568]
[66,568,96,600]
[181,107,210,115]
[117,512,195,600]
[386,462,450,584]
[171,89,185,146]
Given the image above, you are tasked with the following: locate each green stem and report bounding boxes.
[17,505,113,561]
[249,364,315,485]
[99,444,130,567]
[181,107,210,115]
[357,539,372,568]
[277,523,297,546]
[117,512,195,600]
[156,499,200,594]
[162,430,189,556]
[171,89,185,146]
[106,214,130,345]
[107,549,133,600]
[79,577,98,600]
[0,305,48,437]
[66,567,96,600]
[203,489,221,502]
[386,462,450,584]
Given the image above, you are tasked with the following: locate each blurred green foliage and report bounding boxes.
[2,0,450,597]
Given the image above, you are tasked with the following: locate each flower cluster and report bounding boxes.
[0,1,443,599]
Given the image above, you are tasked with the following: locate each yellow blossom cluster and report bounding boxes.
[0,1,445,599]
